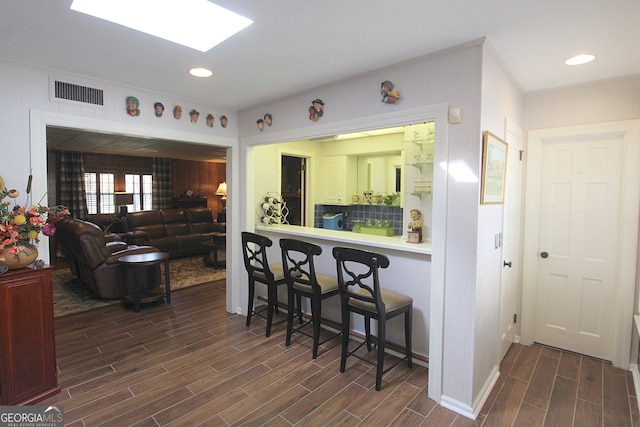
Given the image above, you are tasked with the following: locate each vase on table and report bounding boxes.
[0,243,39,270]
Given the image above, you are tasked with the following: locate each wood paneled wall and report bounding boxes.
[172,159,226,215]
[50,151,226,218]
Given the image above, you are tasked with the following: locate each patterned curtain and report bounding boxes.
[58,151,88,219]
[152,158,172,209]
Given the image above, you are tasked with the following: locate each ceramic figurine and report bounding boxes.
[126,96,140,116]
[407,208,423,243]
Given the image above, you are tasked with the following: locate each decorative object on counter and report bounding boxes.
[352,193,359,204]
[154,102,164,117]
[362,189,373,204]
[380,80,400,104]
[173,105,182,119]
[189,109,200,124]
[0,175,70,270]
[258,192,289,225]
[322,213,343,230]
[126,96,140,116]
[407,208,423,243]
[309,98,324,121]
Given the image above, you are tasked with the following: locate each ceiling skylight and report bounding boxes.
[70,0,253,52]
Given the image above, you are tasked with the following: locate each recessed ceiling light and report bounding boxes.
[565,54,596,65]
[70,0,253,52]
[189,68,213,78]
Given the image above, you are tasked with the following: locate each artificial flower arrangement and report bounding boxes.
[0,174,69,265]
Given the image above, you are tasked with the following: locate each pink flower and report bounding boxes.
[42,223,56,237]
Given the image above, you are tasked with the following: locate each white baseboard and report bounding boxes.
[439,365,500,420]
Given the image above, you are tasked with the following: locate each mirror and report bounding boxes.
[356,152,403,197]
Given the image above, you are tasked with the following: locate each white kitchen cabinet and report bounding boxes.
[318,155,357,205]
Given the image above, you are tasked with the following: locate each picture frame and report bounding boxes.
[480,131,508,204]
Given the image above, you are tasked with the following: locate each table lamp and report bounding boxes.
[115,192,134,218]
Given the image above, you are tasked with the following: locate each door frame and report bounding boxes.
[520,120,640,368]
[499,119,523,360]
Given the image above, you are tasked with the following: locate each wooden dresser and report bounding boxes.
[0,266,60,405]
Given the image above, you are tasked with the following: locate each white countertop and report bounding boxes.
[255,224,432,255]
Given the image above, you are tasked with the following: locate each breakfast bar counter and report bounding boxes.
[255,224,431,360]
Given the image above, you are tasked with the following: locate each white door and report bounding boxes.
[499,121,523,360]
[522,121,640,365]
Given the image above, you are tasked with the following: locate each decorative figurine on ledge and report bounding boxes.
[173,105,182,119]
[407,208,423,243]
[189,109,200,124]
[126,96,140,116]
[381,80,400,104]
[309,98,324,121]
[154,102,164,117]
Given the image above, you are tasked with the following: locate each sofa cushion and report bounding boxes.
[126,210,163,228]
[134,224,166,239]
[186,207,220,234]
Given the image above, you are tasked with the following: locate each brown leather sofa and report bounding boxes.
[122,208,225,259]
[55,216,161,299]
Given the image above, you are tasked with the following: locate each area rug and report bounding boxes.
[52,256,225,318]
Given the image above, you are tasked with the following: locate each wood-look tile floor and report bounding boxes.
[41,279,638,426]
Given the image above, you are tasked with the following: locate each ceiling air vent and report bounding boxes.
[54,80,104,106]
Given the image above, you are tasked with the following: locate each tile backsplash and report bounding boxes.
[314,204,403,236]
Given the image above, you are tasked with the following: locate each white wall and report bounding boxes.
[524,75,640,130]
[0,36,532,419]
[0,58,238,269]
[238,39,493,416]
[523,74,640,370]
[471,42,524,409]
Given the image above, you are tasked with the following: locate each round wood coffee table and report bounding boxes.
[119,252,171,312]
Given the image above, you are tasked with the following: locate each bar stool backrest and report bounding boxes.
[332,246,390,314]
[241,231,276,282]
[279,238,322,291]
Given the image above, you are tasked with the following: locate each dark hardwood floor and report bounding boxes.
[41,279,639,426]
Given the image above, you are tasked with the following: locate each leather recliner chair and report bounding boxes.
[55,217,161,299]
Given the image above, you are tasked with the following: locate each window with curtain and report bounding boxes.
[84,172,115,214]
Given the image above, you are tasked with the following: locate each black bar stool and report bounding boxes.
[279,238,341,359]
[332,246,413,390]
[241,232,288,337]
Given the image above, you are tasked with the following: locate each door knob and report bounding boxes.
[503,261,512,268]
[540,251,549,258]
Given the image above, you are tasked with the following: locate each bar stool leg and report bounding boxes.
[246,278,256,327]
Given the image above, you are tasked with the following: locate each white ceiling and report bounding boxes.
[3,1,640,161]
[3,1,639,111]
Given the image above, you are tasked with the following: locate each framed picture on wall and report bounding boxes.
[480,131,508,204]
